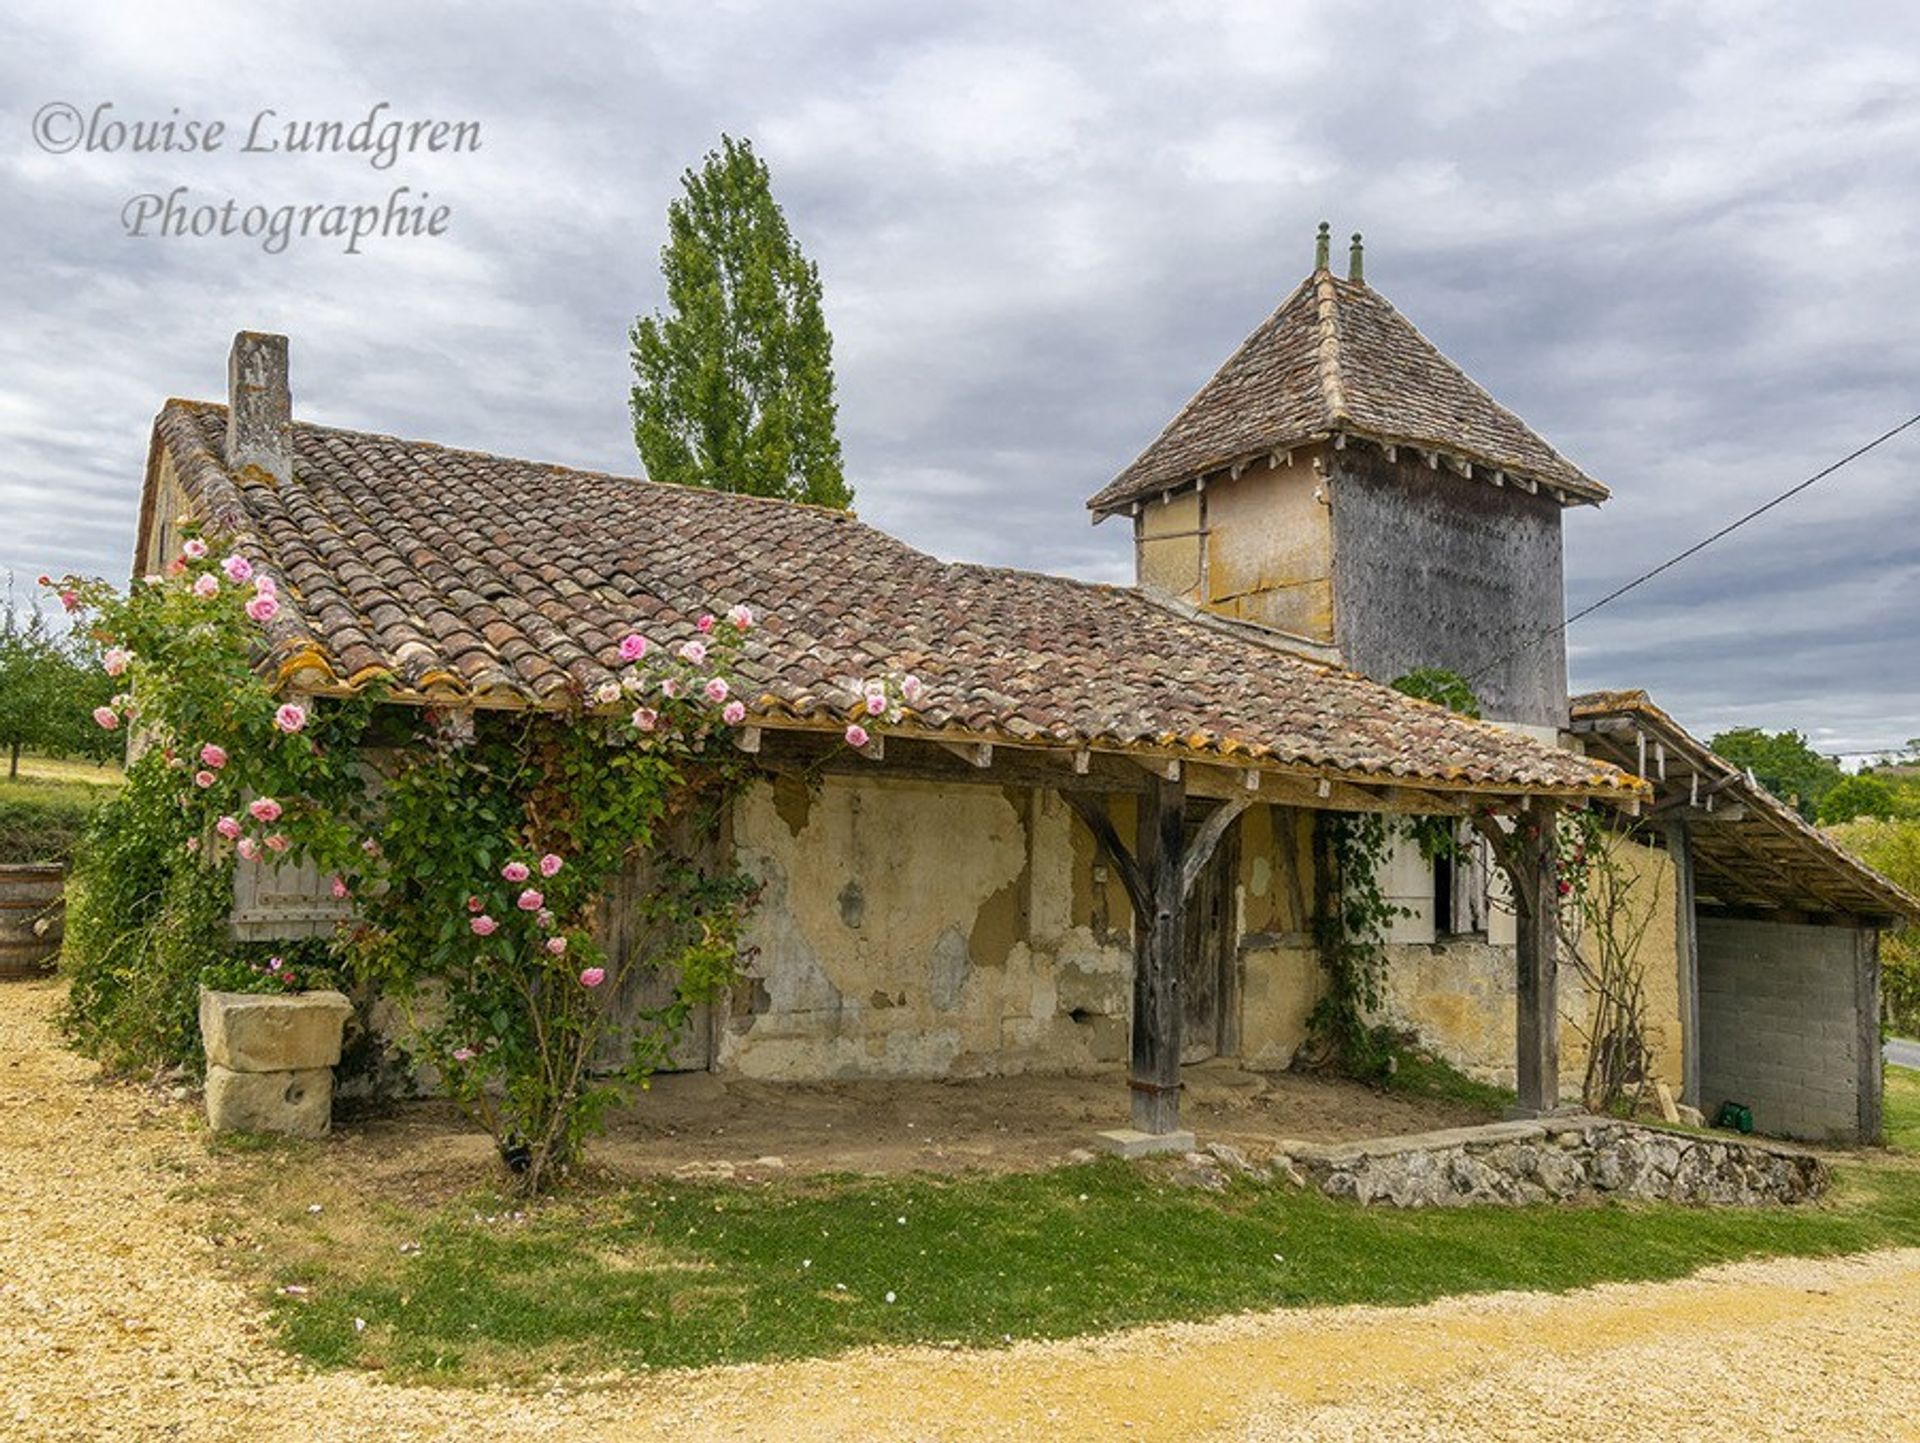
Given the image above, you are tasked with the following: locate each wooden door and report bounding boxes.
[590,832,718,1075]
[1179,806,1239,1062]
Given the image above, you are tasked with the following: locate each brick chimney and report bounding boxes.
[226,331,292,484]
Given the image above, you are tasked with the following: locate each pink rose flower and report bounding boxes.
[166,559,186,577]
[538,853,563,878]
[264,833,290,854]
[103,647,131,677]
[578,967,605,989]
[248,798,282,823]
[845,723,870,748]
[678,640,707,665]
[696,613,716,634]
[593,680,622,706]
[865,692,886,716]
[501,861,530,883]
[192,574,219,599]
[361,837,380,855]
[199,743,228,769]
[545,936,567,956]
[451,1046,477,1063]
[193,770,216,789]
[536,908,554,928]
[236,837,261,861]
[467,895,484,913]
[254,574,276,597]
[901,675,923,703]
[215,815,242,840]
[329,876,348,899]
[182,538,209,560]
[185,836,200,854]
[722,700,747,726]
[631,706,658,732]
[516,889,544,912]
[661,678,680,699]
[273,703,307,734]
[222,555,254,583]
[618,633,649,662]
[59,590,79,612]
[470,914,498,937]
[726,604,753,630]
[245,594,279,623]
[92,706,119,731]
[704,677,729,703]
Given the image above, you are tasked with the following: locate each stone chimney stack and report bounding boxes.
[226,331,292,484]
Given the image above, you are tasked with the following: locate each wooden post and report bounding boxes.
[1512,801,1561,1116]
[1857,928,1883,1144]
[1666,820,1702,1109]
[1132,773,1188,1134]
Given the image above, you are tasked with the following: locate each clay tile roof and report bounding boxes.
[147,399,1640,800]
[1570,690,1919,923]
[1088,271,1607,515]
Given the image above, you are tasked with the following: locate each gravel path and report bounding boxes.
[4,977,1917,1442]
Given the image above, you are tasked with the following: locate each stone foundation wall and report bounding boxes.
[1272,1116,1828,1208]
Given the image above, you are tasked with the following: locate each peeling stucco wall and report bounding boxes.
[723,775,1139,1079]
[1378,836,1684,1098]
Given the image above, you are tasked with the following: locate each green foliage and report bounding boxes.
[351,703,757,1194]
[53,539,780,1193]
[201,939,339,995]
[630,134,850,507]
[0,773,113,863]
[1825,816,1920,1036]
[0,581,117,777]
[1303,812,1404,1079]
[1389,666,1482,720]
[249,1156,1920,1380]
[1708,726,1842,821]
[1818,773,1899,825]
[61,750,230,1073]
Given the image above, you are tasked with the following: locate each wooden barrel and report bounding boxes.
[0,864,65,979]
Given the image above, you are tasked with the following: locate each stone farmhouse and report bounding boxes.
[133,228,1917,1146]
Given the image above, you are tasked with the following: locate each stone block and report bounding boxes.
[205,1065,333,1138]
[199,988,353,1072]
[1095,1128,1196,1158]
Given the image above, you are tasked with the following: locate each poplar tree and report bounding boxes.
[630,136,850,507]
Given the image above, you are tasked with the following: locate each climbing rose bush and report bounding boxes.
[54,530,925,1194]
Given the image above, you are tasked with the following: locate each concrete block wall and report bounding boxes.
[1696,916,1870,1142]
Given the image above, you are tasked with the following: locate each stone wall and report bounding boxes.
[1697,916,1872,1142]
[1272,1116,1828,1209]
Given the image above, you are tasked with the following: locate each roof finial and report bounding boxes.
[1314,221,1331,272]
[1348,232,1365,285]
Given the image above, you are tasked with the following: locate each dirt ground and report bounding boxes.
[7,975,1920,1442]
[332,1047,1496,1194]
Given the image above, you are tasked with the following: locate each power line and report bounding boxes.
[1470,408,1920,683]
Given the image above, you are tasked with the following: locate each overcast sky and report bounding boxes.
[3,1,1916,754]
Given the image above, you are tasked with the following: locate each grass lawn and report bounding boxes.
[1887,1063,1920,1152]
[196,1069,1920,1386]
[0,755,121,864]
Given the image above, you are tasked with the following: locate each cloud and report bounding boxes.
[2,0,1915,749]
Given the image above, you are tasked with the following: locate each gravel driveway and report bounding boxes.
[4,977,1917,1442]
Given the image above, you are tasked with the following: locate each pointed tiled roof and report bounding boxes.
[137,398,1641,801]
[1088,269,1607,515]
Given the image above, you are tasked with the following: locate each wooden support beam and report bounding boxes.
[1131,773,1188,1135]
[1667,821,1702,1109]
[936,740,993,768]
[1059,793,1147,918]
[1497,801,1561,1115]
[1179,796,1253,899]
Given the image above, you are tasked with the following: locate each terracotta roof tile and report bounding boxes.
[151,400,1637,799]
[1089,272,1606,514]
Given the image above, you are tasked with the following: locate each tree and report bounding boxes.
[0,579,119,777]
[1818,774,1898,825]
[1707,726,1842,821]
[630,135,851,508]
